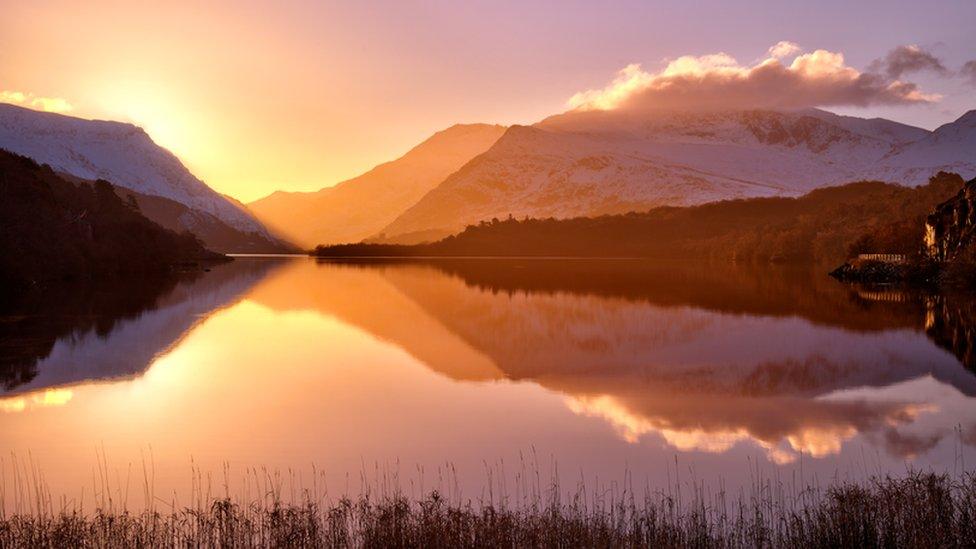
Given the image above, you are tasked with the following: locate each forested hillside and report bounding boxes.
[0,149,223,289]
[316,172,966,264]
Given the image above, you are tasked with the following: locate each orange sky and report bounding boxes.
[0,1,560,201]
[2,0,973,202]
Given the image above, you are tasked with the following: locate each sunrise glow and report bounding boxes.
[2,2,976,544]
[2,1,974,202]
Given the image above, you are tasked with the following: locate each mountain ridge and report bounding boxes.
[0,103,290,252]
[247,123,506,248]
[374,108,976,244]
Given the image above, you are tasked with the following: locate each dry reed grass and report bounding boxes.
[1,451,974,547]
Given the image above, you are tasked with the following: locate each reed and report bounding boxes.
[1,455,974,548]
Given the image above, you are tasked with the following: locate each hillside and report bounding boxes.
[248,124,506,248]
[117,188,295,254]
[0,103,289,252]
[0,149,223,289]
[315,172,966,264]
[375,109,976,244]
[863,110,976,184]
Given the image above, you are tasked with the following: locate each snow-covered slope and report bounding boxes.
[799,108,931,145]
[862,110,976,184]
[0,103,269,235]
[377,109,976,243]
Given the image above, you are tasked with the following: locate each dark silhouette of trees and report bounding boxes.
[315,173,966,264]
[0,149,223,290]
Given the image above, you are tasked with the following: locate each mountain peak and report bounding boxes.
[400,123,508,161]
[375,108,974,243]
[954,110,976,126]
[0,102,146,137]
[0,103,271,236]
[248,122,506,248]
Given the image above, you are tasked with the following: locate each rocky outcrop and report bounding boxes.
[925,176,976,262]
[832,174,976,283]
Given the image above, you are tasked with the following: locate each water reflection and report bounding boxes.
[927,295,976,372]
[0,259,283,400]
[1,257,975,497]
[0,275,183,393]
[292,259,976,463]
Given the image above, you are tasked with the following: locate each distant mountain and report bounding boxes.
[0,103,290,252]
[376,109,976,243]
[863,110,976,184]
[247,123,506,248]
[0,149,221,289]
[798,108,931,145]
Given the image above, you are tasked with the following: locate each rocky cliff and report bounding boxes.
[925,176,976,262]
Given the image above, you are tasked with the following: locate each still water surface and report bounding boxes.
[1,257,974,508]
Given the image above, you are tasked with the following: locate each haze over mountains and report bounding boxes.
[376,108,976,244]
[0,103,290,253]
[248,124,506,248]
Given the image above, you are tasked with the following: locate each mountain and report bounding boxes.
[118,188,292,254]
[798,108,931,145]
[0,103,290,252]
[864,110,976,185]
[247,123,506,248]
[315,172,965,264]
[0,149,221,289]
[376,109,976,244]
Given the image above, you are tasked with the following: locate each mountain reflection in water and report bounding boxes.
[1,257,974,501]
[292,259,976,464]
[0,259,284,398]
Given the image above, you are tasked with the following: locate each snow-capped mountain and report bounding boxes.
[376,108,976,243]
[0,103,272,238]
[861,110,976,184]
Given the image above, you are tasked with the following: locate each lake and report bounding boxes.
[1,256,974,511]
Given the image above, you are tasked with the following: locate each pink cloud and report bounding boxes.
[868,44,949,79]
[568,44,939,112]
[767,41,802,59]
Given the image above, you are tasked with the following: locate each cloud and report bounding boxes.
[768,41,802,59]
[0,90,74,113]
[868,44,949,79]
[567,44,939,112]
[962,60,976,84]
